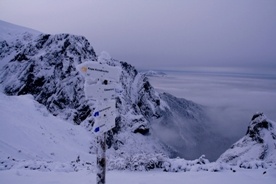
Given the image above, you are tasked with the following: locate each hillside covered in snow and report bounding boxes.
[0,20,276,174]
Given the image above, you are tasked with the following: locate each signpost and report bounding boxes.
[84,82,119,101]
[93,99,117,135]
[78,62,121,82]
[77,55,121,184]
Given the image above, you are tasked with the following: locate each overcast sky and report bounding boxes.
[1,0,276,70]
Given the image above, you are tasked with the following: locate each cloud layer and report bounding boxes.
[149,68,276,140]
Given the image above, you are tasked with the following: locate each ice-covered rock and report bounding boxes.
[217,112,276,168]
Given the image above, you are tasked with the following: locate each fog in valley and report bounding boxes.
[148,67,276,148]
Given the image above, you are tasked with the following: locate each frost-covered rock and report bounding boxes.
[0,32,96,124]
[217,112,276,168]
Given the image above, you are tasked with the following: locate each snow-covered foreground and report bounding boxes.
[1,168,276,184]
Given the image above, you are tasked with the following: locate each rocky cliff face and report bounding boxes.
[1,33,96,124]
[0,21,228,161]
[217,112,276,167]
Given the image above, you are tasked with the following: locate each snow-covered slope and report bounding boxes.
[0,91,92,163]
[0,20,41,69]
[0,20,229,161]
[217,112,276,167]
[0,20,40,42]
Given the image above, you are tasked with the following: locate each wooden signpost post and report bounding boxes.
[77,56,121,184]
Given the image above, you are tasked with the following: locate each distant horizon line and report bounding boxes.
[139,66,276,72]
[139,66,276,80]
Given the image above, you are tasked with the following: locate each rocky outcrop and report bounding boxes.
[1,33,96,124]
[217,112,276,167]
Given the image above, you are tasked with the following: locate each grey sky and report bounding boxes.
[1,0,276,70]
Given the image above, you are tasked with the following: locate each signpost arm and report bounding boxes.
[96,132,106,184]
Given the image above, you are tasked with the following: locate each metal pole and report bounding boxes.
[96,132,106,184]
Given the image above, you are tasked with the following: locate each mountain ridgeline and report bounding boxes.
[0,21,235,161]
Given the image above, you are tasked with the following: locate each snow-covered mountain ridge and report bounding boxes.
[0,20,227,161]
[0,20,275,169]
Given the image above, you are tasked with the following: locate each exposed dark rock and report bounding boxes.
[133,125,150,135]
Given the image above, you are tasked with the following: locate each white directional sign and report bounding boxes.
[93,100,117,135]
[77,60,121,134]
[77,61,121,82]
[84,81,121,100]
[77,61,122,101]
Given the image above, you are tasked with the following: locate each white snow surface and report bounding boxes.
[0,168,275,184]
[0,20,41,69]
[0,91,92,162]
